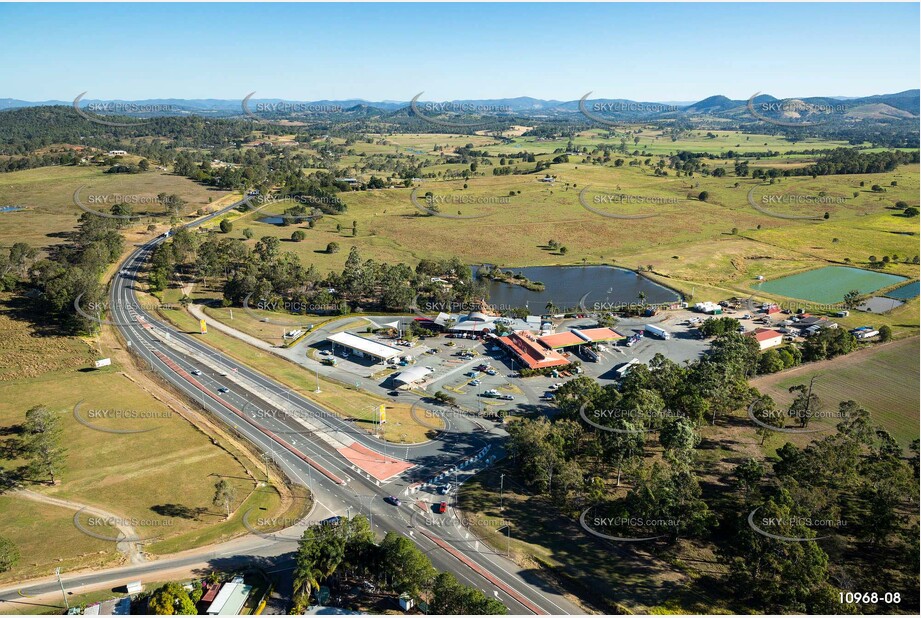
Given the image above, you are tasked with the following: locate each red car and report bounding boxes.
[435,501,448,514]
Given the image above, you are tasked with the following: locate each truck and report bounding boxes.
[614,358,641,379]
[581,347,599,362]
[856,329,879,340]
[644,324,670,340]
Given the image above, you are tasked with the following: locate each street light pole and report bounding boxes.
[499,473,505,510]
[55,568,69,610]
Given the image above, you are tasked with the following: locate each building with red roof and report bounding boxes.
[749,327,783,350]
[497,330,570,370]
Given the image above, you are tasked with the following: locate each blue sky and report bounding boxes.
[1,2,918,102]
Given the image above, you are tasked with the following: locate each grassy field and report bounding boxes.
[0,166,233,253]
[0,293,302,583]
[750,336,920,449]
[0,495,118,586]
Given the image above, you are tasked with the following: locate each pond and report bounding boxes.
[474,265,681,311]
[885,281,920,300]
[755,266,908,304]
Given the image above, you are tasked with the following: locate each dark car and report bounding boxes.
[384,495,401,507]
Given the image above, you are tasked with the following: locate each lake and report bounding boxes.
[756,266,908,304]
[474,265,681,311]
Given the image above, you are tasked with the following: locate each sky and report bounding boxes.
[1,2,919,102]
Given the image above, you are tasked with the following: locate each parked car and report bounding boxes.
[498,394,514,401]
[470,379,481,386]
[438,484,452,495]
[485,369,497,376]
[384,495,401,506]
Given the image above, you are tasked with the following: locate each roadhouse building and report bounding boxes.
[326,332,402,363]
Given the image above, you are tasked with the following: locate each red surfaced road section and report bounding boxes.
[414,526,547,615]
[337,442,414,482]
[152,350,345,485]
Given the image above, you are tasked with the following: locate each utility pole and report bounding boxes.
[315,366,321,393]
[55,568,69,610]
[261,452,270,484]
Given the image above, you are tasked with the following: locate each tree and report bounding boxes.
[0,537,19,573]
[242,228,253,240]
[788,380,820,428]
[24,405,66,484]
[904,206,919,217]
[842,289,863,309]
[212,479,236,517]
[723,490,831,613]
[326,242,340,254]
[698,191,709,201]
[733,458,764,494]
[291,230,306,242]
[219,218,233,234]
[379,531,436,596]
[148,582,197,615]
[431,572,507,614]
[878,324,892,342]
[659,417,698,466]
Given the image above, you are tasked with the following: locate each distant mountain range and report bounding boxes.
[1,90,918,121]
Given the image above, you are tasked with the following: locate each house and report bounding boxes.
[749,328,783,350]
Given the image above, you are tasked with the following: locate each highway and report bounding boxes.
[0,197,582,615]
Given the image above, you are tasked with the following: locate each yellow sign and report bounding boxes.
[199,319,207,334]
[379,404,387,424]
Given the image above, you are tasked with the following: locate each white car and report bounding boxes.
[191,369,203,376]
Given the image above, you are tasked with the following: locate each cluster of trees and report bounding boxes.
[789,148,919,177]
[292,516,505,614]
[27,213,125,334]
[723,401,918,613]
[509,333,763,512]
[150,229,486,317]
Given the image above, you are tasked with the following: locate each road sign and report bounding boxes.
[94,358,111,368]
